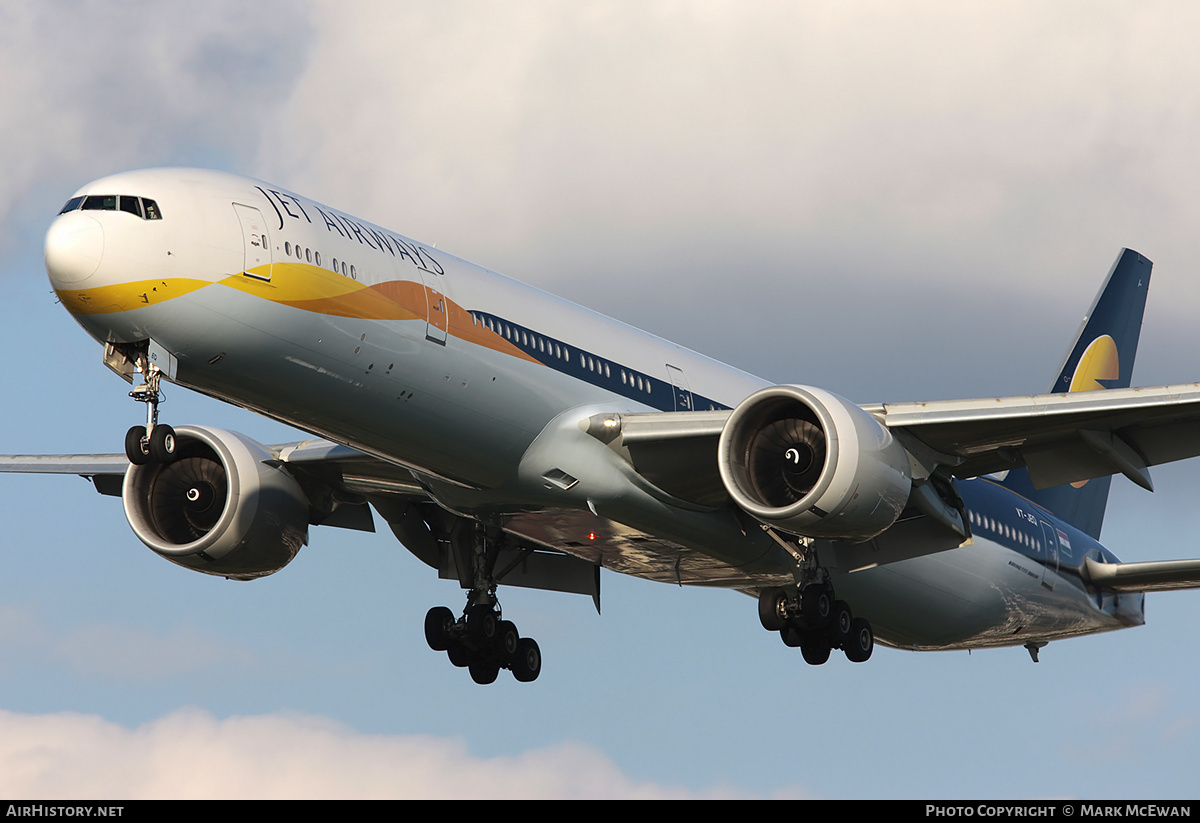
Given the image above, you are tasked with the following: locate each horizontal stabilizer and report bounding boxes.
[1084,556,1200,592]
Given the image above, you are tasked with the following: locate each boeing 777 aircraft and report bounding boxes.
[8,167,1200,684]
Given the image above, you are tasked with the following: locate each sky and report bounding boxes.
[2,0,1200,799]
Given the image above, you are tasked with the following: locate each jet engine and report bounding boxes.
[122,425,310,579]
[717,385,911,541]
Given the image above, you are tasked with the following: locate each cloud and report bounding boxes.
[0,707,792,799]
[250,3,1200,289]
[0,1,313,253]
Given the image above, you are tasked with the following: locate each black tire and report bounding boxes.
[758,587,789,631]
[801,641,831,665]
[149,424,176,463]
[469,663,499,685]
[467,604,498,642]
[801,585,832,624]
[125,426,150,465]
[424,606,454,651]
[497,620,520,664]
[844,617,874,663]
[447,642,471,668]
[512,637,541,683]
[780,626,804,648]
[831,600,853,646]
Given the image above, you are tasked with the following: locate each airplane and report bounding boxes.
[8,167,1200,685]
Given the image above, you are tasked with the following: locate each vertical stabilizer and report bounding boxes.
[999,248,1152,538]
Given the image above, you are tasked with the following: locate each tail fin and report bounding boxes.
[999,248,1153,538]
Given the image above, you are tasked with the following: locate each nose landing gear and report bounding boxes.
[124,362,176,465]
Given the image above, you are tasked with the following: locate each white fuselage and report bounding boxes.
[43,168,1143,652]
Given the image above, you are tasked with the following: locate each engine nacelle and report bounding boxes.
[123,425,310,580]
[717,385,911,541]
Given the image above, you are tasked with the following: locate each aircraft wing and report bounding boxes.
[9,380,1200,593]
[0,453,133,497]
[0,454,130,475]
[868,381,1200,491]
[0,438,426,503]
[605,382,1200,501]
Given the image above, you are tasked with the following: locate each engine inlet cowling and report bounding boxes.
[717,385,912,541]
[123,425,310,579]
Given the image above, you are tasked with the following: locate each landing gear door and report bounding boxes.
[417,268,448,345]
[233,203,272,282]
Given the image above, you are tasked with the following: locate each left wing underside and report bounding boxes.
[0,437,777,598]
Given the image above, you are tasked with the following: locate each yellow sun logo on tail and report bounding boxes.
[1069,335,1119,486]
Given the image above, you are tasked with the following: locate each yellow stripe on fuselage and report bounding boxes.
[220,263,425,321]
[55,277,212,316]
[54,262,542,365]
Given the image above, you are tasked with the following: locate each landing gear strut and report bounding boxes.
[124,360,176,465]
[759,582,874,665]
[423,525,542,684]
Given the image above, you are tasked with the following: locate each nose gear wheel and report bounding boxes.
[123,359,177,466]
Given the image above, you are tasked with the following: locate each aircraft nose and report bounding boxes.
[44,213,104,287]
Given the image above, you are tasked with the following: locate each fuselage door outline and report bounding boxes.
[417,266,449,345]
[233,203,272,282]
[1039,520,1060,591]
[666,364,694,412]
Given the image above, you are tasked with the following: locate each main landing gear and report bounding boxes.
[758,582,874,664]
[124,366,176,465]
[424,600,541,684]
[423,525,542,684]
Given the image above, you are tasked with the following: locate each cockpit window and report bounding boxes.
[82,195,118,211]
[59,194,163,220]
[119,196,142,218]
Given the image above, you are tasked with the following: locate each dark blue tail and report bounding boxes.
[998,248,1152,538]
